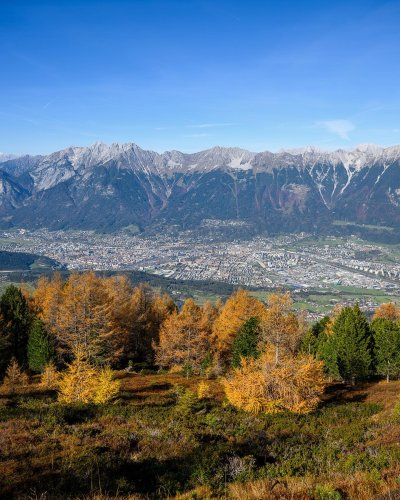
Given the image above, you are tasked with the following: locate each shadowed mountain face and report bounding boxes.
[0,142,400,237]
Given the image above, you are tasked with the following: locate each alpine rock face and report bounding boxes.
[0,142,400,239]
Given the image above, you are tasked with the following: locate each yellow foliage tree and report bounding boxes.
[212,289,266,365]
[373,302,400,321]
[92,367,120,404]
[223,351,326,415]
[128,284,176,362]
[197,381,212,400]
[1,357,29,394]
[58,348,120,404]
[58,272,116,363]
[58,349,98,403]
[103,279,175,363]
[40,361,59,389]
[261,293,304,365]
[35,273,127,365]
[32,273,64,333]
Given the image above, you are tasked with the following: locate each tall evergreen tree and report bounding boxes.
[333,305,372,384]
[27,318,54,372]
[0,285,32,368]
[0,315,12,378]
[317,332,340,381]
[300,316,329,356]
[232,317,261,367]
[371,318,400,382]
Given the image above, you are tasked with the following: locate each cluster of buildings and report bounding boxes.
[0,229,399,297]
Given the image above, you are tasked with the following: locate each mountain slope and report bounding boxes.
[0,142,400,237]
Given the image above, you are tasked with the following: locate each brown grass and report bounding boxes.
[117,372,225,405]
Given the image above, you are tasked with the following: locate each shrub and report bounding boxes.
[315,484,343,499]
[197,381,212,400]
[175,386,199,415]
[225,454,256,482]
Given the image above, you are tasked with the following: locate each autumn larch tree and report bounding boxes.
[57,348,97,403]
[373,302,400,321]
[1,357,29,393]
[32,273,64,328]
[40,361,59,390]
[261,292,304,366]
[154,298,213,376]
[212,289,266,367]
[37,272,125,366]
[33,272,176,367]
[57,347,119,404]
[223,351,326,415]
[58,272,115,364]
[129,284,176,363]
[110,281,175,365]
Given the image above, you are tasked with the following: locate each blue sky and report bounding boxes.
[1,0,400,154]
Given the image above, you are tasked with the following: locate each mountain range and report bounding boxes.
[1,142,400,240]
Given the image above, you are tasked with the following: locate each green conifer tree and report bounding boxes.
[0,316,12,379]
[317,332,340,380]
[334,305,372,384]
[371,318,400,382]
[231,317,261,368]
[0,285,32,368]
[27,318,54,372]
[300,316,329,356]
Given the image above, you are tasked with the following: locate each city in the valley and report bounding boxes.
[1,224,399,316]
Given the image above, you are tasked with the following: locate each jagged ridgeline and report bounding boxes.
[1,143,400,240]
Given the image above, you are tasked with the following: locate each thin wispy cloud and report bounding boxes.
[318,120,355,140]
[187,122,236,129]
[183,132,211,138]
[41,99,56,111]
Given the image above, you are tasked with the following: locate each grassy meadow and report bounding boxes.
[2,372,400,499]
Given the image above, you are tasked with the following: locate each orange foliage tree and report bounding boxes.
[212,289,266,366]
[154,299,216,375]
[373,302,400,321]
[32,272,176,366]
[123,283,176,363]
